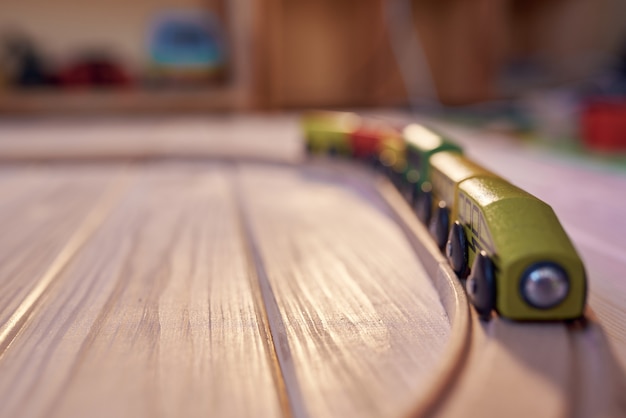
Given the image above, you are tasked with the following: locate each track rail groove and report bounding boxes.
[374,178,471,417]
[0,169,130,359]
[373,168,626,418]
[233,169,310,418]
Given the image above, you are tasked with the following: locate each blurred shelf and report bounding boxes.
[0,86,253,114]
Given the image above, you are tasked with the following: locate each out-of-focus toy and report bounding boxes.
[377,130,406,186]
[301,111,361,156]
[403,124,462,221]
[301,111,587,321]
[56,53,132,88]
[581,99,626,152]
[147,10,227,85]
[350,119,401,162]
[2,33,50,88]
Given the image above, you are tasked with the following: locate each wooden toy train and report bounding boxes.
[301,111,587,321]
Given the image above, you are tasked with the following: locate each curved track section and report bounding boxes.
[374,175,471,416]
[374,173,626,418]
[0,150,622,417]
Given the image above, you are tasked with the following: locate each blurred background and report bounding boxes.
[1,0,625,149]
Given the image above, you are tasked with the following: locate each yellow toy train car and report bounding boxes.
[429,152,586,320]
[382,124,587,321]
[301,111,361,156]
[379,132,407,188]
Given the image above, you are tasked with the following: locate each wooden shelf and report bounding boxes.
[0,86,255,114]
[0,0,258,114]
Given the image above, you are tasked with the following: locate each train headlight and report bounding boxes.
[520,263,570,309]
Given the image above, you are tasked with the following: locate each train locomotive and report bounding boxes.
[301,111,587,321]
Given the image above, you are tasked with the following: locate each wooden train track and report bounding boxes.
[373,162,626,417]
[0,150,623,417]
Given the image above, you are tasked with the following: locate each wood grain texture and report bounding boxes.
[238,163,450,418]
[0,166,120,331]
[429,312,626,418]
[0,161,452,418]
[0,115,624,418]
[0,164,286,418]
[375,174,626,418]
[373,177,471,417]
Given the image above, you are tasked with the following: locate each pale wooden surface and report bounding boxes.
[0,115,625,417]
[2,114,625,368]
[0,116,301,162]
[0,166,116,329]
[239,164,449,417]
[0,160,451,418]
[377,177,626,418]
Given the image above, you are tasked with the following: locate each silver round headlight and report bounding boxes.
[520,263,570,309]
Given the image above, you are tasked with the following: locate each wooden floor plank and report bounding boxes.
[0,166,120,328]
[238,163,451,418]
[0,115,623,418]
[0,116,301,163]
[0,163,285,418]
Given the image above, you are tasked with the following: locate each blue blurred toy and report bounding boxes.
[147,10,227,84]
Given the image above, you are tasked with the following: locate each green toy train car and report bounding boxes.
[403,124,462,223]
[379,131,407,188]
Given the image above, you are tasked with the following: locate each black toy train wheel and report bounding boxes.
[368,155,380,169]
[414,190,432,224]
[466,251,496,321]
[403,183,416,204]
[395,174,405,191]
[430,203,450,251]
[446,221,469,278]
[408,185,418,205]
[389,171,399,188]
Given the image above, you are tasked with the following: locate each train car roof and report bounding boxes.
[403,124,462,153]
[460,176,580,261]
[430,152,494,184]
[301,111,361,133]
[459,175,535,206]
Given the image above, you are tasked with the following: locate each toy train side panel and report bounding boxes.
[429,152,495,227]
[351,128,380,158]
[350,122,401,160]
[301,111,360,155]
[404,124,463,197]
[380,136,408,184]
[458,177,586,320]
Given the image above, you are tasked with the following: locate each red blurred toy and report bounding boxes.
[349,120,401,160]
[581,98,626,152]
[57,55,132,88]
